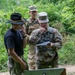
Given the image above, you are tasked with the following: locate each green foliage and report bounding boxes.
[33,0,59,4]
[35,0,75,33]
[0,38,8,72]
[24,45,29,60]
[59,34,75,64]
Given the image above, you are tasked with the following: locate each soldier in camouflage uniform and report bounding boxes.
[4,13,28,75]
[26,5,39,35]
[29,12,63,69]
[26,5,40,70]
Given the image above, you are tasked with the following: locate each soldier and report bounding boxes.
[29,12,63,69]
[4,13,28,75]
[26,5,40,70]
[26,5,39,34]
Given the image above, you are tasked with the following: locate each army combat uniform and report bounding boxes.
[29,27,63,69]
[26,5,40,70]
[7,56,28,75]
[26,18,39,35]
[26,18,40,70]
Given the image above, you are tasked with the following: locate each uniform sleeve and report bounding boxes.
[26,19,31,35]
[53,30,63,49]
[6,37,15,49]
[29,29,41,44]
[26,24,30,35]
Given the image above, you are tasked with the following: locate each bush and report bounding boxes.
[0,38,8,72]
[58,34,75,64]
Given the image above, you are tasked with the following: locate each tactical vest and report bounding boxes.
[26,18,39,35]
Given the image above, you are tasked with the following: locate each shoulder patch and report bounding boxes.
[48,27,57,33]
[52,29,57,33]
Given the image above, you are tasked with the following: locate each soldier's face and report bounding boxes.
[30,11,37,18]
[40,22,48,29]
[13,24,23,30]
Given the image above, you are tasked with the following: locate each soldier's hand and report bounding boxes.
[20,61,27,71]
[46,43,54,48]
[39,28,46,33]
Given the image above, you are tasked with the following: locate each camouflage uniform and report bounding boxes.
[29,11,62,69]
[26,5,40,70]
[29,27,62,69]
[7,56,28,75]
[26,18,39,35]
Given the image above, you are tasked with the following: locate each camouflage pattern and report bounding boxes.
[29,27,63,69]
[29,5,37,11]
[38,12,49,23]
[26,18,40,70]
[7,56,28,75]
[26,18,39,35]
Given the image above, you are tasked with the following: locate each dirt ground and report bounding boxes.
[59,65,75,75]
[0,65,75,75]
